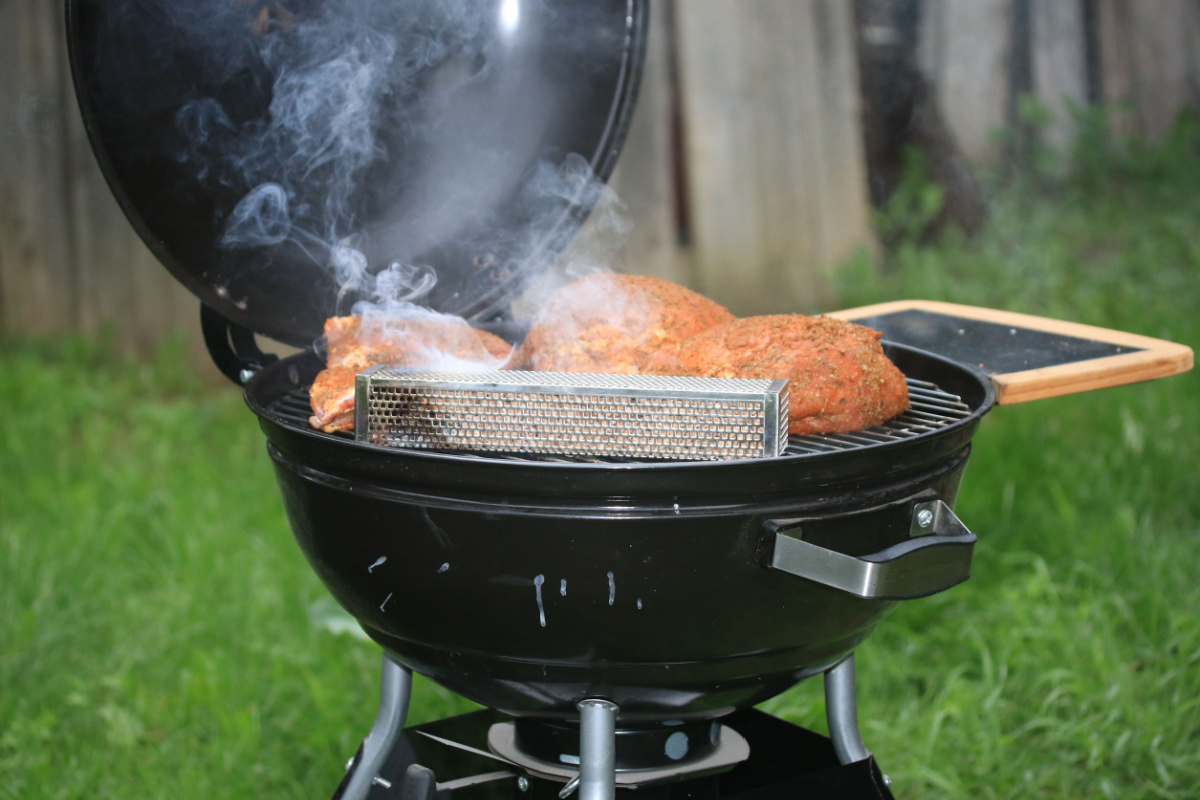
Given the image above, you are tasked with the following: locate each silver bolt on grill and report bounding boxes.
[355,368,791,461]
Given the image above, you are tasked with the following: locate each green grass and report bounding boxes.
[760,123,1200,796]
[0,338,474,799]
[3,130,1199,798]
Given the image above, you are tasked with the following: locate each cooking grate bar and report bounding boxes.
[784,393,969,454]
[787,429,911,453]
[908,383,971,403]
[275,394,314,419]
[909,386,969,403]
[908,387,970,405]
[883,421,940,435]
[786,441,845,454]
[902,409,964,425]
[907,388,974,407]
[908,400,972,417]
[269,375,971,462]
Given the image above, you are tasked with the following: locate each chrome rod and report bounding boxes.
[577,699,619,800]
[824,654,871,765]
[341,655,413,800]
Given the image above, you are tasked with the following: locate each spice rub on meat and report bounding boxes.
[323,314,513,371]
[308,365,360,434]
[308,279,907,439]
[308,315,513,433]
[517,273,735,373]
[654,314,910,435]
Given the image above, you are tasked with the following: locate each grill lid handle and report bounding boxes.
[763,500,975,600]
[200,303,279,387]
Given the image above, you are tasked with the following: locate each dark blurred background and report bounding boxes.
[2,0,1198,373]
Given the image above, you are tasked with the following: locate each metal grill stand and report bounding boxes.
[576,700,619,800]
[824,655,872,766]
[337,656,413,800]
[333,653,895,800]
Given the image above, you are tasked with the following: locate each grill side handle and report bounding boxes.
[760,498,976,600]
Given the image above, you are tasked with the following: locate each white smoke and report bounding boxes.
[165,0,630,349]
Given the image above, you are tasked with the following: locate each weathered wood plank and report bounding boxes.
[0,0,77,334]
[919,0,1015,162]
[1096,0,1200,141]
[1031,0,1088,151]
[1125,0,1197,141]
[811,0,873,276]
[674,0,871,315]
[1094,0,1135,135]
[607,0,681,285]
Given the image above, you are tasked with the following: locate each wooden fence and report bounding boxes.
[3,0,1199,376]
[605,0,870,316]
[921,0,1200,159]
[0,1,215,375]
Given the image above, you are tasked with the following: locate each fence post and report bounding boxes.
[919,0,1015,163]
[674,0,871,315]
[0,0,78,334]
[1095,0,1200,141]
[605,0,682,286]
[1031,0,1089,152]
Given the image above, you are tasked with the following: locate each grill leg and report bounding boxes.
[341,654,413,800]
[824,653,871,765]
[577,699,619,800]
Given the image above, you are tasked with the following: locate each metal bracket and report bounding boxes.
[765,499,975,600]
[338,655,413,800]
[199,303,279,386]
[398,763,517,800]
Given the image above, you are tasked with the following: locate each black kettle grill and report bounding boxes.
[64,3,1192,799]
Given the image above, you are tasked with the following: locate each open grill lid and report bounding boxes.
[66,0,648,347]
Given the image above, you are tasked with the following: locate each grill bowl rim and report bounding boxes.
[244,341,996,477]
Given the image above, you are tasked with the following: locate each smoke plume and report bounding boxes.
[138,0,631,351]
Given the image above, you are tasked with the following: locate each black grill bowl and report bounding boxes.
[246,344,993,721]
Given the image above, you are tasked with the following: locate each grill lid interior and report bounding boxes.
[66,0,649,346]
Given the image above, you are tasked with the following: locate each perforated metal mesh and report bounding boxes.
[356,369,790,461]
[265,375,971,463]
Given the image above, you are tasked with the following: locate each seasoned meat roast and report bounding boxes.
[308,365,360,434]
[308,276,910,438]
[308,315,513,433]
[655,315,909,435]
[516,273,736,373]
[324,314,513,371]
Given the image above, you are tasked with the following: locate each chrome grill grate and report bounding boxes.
[784,379,972,456]
[267,377,972,463]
